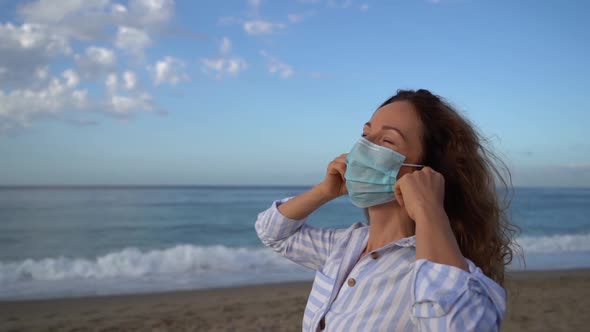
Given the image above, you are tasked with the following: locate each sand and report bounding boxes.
[1,269,589,332]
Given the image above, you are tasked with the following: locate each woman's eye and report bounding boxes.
[383,139,395,145]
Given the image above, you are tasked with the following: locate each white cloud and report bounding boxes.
[122,71,137,90]
[74,46,117,79]
[260,50,294,79]
[0,23,71,89]
[328,0,353,9]
[86,46,116,66]
[200,37,247,79]
[62,69,80,88]
[102,70,156,116]
[19,0,116,41]
[105,72,118,91]
[0,69,89,131]
[360,4,369,11]
[287,11,316,23]
[247,0,262,8]
[243,20,286,35]
[115,26,152,56]
[149,56,189,85]
[18,0,174,40]
[201,58,248,79]
[127,0,175,27]
[110,92,153,114]
[0,23,69,51]
[36,66,49,80]
[111,3,128,14]
[0,0,182,132]
[18,0,108,24]
[0,66,160,133]
[220,37,232,55]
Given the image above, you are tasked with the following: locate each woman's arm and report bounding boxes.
[276,185,332,220]
[411,259,506,331]
[395,167,505,330]
[255,154,350,270]
[414,207,468,272]
[394,166,468,271]
[254,188,349,270]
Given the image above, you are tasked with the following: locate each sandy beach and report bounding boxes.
[1,269,589,332]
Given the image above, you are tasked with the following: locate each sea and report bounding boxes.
[0,186,589,300]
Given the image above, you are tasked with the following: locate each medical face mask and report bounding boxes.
[344,137,423,208]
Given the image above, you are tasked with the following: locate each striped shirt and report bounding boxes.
[255,197,506,332]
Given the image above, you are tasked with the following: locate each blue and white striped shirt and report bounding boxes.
[255,198,506,332]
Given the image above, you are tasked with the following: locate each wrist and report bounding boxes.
[413,203,447,226]
[311,184,336,203]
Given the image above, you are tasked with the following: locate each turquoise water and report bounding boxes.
[0,186,589,300]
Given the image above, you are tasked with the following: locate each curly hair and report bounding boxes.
[378,89,519,286]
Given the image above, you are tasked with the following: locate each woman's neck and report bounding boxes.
[364,202,415,253]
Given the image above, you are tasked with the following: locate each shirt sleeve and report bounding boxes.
[410,258,507,332]
[254,197,347,271]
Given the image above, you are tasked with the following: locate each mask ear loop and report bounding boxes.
[401,163,424,168]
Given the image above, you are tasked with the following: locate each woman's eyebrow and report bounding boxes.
[364,122,407,142]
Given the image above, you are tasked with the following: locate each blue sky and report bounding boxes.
[0,0,589,186]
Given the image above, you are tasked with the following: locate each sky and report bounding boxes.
[0,0,589,187]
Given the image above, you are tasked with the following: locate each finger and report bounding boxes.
[333,162,347,179]
[330,158,347,167]
[327,163,340,175]
[327,161,346,176]
[327,161,340,174]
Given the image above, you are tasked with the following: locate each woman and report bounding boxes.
[255,89,516,331]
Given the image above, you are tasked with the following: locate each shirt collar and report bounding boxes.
[353,225,416,252]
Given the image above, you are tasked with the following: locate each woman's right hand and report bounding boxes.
[316,153,348,200]
[278,154,348,220]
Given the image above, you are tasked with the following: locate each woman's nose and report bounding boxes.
[364,132,379,144]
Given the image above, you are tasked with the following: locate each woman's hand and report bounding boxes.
[393,166,446,222]
[316,153,348,200]
[278,154,348,220]
[397,167,469,272]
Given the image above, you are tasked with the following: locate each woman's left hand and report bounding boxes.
[393,167,446,222]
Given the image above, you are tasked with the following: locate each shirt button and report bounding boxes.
[347,278,356,287]
[370,251,379,259]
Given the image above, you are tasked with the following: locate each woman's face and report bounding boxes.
[362,101,424,178]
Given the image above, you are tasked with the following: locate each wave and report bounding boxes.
[517,233,590,254]
[0,245,300,283]
[2,233,590,284]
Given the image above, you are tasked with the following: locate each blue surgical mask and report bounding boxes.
[344,137,423,208]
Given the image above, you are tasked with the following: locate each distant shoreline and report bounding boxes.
[1,185,589,190]
[1,269,589,331]
[0,268,588,303]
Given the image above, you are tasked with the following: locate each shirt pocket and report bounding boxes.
[303,270,336,329]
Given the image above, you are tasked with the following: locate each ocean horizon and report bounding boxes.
[1,185,589,300]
